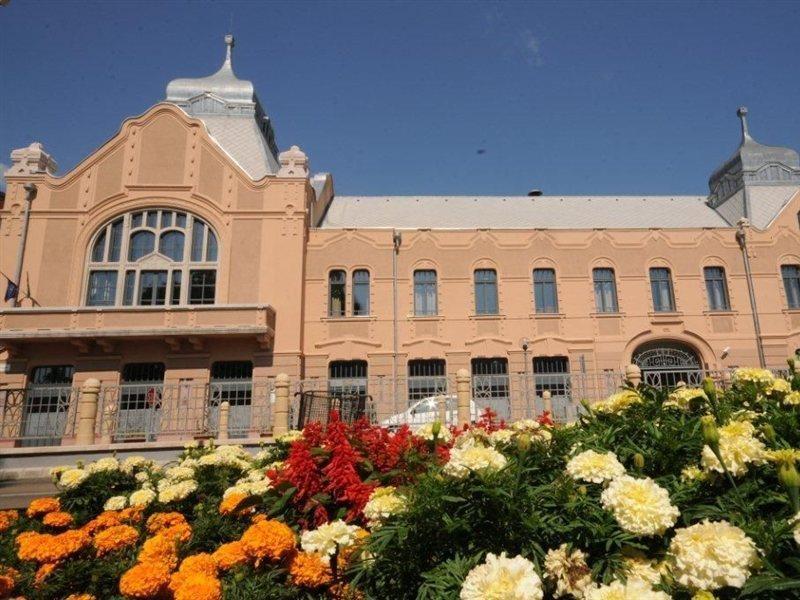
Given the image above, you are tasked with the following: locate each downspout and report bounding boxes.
[8,183,37,307]
[392,230,402,407]
[736,218,766,368]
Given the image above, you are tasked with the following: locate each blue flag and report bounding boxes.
[4,279,18,302]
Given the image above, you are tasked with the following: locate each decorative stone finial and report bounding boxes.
[737,106,751,141]
[8,143,57,177]
[278,145,309,178]
[224,34,234,65]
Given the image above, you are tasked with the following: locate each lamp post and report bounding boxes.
[521,337,530,418]
[8,183,37,307]
[736,218,766,368]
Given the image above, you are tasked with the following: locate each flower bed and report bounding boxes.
[1,362,799,599]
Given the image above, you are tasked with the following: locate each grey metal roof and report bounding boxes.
[748,185,800,229]
[319,195,731,230]
[165,35,279,179]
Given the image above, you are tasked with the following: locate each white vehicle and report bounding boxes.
[380,394,481,429]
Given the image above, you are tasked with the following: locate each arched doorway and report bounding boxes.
[632,341,704,387]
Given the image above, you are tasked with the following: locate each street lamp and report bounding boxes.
[520,338,530,417]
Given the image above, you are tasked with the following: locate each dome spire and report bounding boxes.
[737,106,752,142]
[224,34,234,68]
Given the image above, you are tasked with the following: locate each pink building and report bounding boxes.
[1,37,799,445]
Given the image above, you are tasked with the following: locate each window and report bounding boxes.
[593,268,619,313]
[704,266,731,311]
[414,270,438,316]
[211,361,253,438]
[408,359,446,404]
[328,360,368,397]
[352,270,370,316]
[650,267,676,312]
[474,269,499,315]
[783,265,800,309]
[472,358,509,419]
[86,210,218,307]
[87,271,118,306]
[533,268,558,313]
[328,270,346,317]
[22,366,76,447]
[533,356,570,400]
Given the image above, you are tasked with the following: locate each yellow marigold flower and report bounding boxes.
[566,449,626,484]
[94,524,139,556]
[692,592,717,600]
[0,565,19,598]
[785,391,800,406]
[172,573,222,600]
[593,390,643,414]
[701,420,766,477]
[764,448,800,465]
[119,562,171,599]
[289,551,333,588]
[219,492,248,516]
[211,541,249,571]
[42,510,74,529]
[732,368,774,387]
[0,510,19,533]
[767,378,791,396]
[600,475,680,537]
[26,496,60,518]
[35,562,57,587]
[665,387,708,410]
[65,594,96,600]
[138,534,180,571]
[241,519,296,563]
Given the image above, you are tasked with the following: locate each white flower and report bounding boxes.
[134,471,150,483]
[732,368,774,387]
[622,556,663,587]
[566,450,626,484]
[103,495,128,511]
[543,544,593,598]
[246,469,268,482]
[680,465,706,482]
[664,387,708,410]
[414,422,452,443]
[120,456,151,474]
[489,429,516,446]
[300,520,361,557]
[223,484,252,499]
[701,420,765,477]
[157,479,197,503]
[767,378,791,396]
[444,445,508,478]
[792,513,800,546]
[363,486,407,527]
[58,468,89,489]
[164,465,195,482]
[129,488,157,507]
[667,520,759,590]
[49,465,72,481]
[87,457,119,473]
[184,440,199,449]
[585,578,669,599]
[179,458,199,469]
[784,391,800,406]
[511,419,541,432]
[460,552,543,600]
[600,475,679,537]
[593,390,643,414]
[277,430,303,444]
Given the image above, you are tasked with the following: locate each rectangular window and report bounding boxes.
[704,266,731,311]
[533,356,570,399]
[650,267,676,312]
[471,358,509,418]
[122,271,136,306]
[108,219,123,262]
[533,268,558,313]
[191,220,206,261]
[783,265,800,309]
[189,270,216,305]
[352,270,370,316]
[146,211,158,228]
[170,270,182,305]
[25,366,75,443]
[87,271,118,306]
[414,270,438,316]
[120,363,165,412]
[328,360,368,397]
[474,269,499,315]
[328,270,346,317]
[408,359,447,404]
[138,270,167,306]
[593,268,619,313]
[210,361,253,408]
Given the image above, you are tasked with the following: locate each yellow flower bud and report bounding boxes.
[761,423,776,444]
[431,421,441,439]
[633,453,645,469]
[578,485,587,496]
[700,415,720,449]
[778,461,800,490]
[516,433,531,453]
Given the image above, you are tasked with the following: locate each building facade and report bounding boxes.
[2,37,800,442]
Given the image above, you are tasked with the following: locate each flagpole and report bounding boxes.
[8,183,37,307]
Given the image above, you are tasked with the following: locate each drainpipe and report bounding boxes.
[392,230,402,407]
[7,183,37,307]
[736,218,766,368]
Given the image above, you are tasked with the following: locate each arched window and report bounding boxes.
[474,269,498,315]
[328,270,346,317]
[352,269,370,316]
[86,209,218,307]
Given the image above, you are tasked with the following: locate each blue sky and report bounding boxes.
[1,0,799,196]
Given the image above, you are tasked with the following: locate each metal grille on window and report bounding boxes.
[413,270,438,316]
[407,359,447,405]
[117,363,165,442]
[471,358,509,419]
[474,269,498,315]
[329,270,346,317]
[704,266,730,311]
[210,361,253,438]
[650,267,676,312]
[20,366,75,447]
[533,357,571,419]
[352,270,370,316]
[328,361,368,398]
[533,269,558,313]
[782,265,800,309]
[593,268,618,313]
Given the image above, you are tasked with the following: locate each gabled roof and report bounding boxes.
[319,195,730,230]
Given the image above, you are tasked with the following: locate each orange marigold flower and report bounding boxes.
[26,496,60,518]
[94,524,139,556]
[119,506,144,524]
[172,573,222,600]
[241,519,296,563]
[138,534,179,571]
[35,562,57,587]
[0,565,19,597]
[18,529,91,563]
[146,512,187,534]
[42,510,74,529]
[329,582,366,600]
[119,562,171,599]
[288,551,333,588]
[339,528,370,567]
[219,492,248,516]
[211,541,249,571]
[251,513,267,524]
[178,553,218,576]
[160,522,192,543]
[82,511,124,536]
[0,510,19,533]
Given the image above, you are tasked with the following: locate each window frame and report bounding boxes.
[703,266,731,311]
[649,267,676,313]
[782,264,800,309]
[533,268,559,314]
[592,267,619,313]
[474,269,499,315]
[413,269,438,316]
[328,270,347,317]
[352,269,370,316]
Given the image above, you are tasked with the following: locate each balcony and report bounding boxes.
[0,304,275,351]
